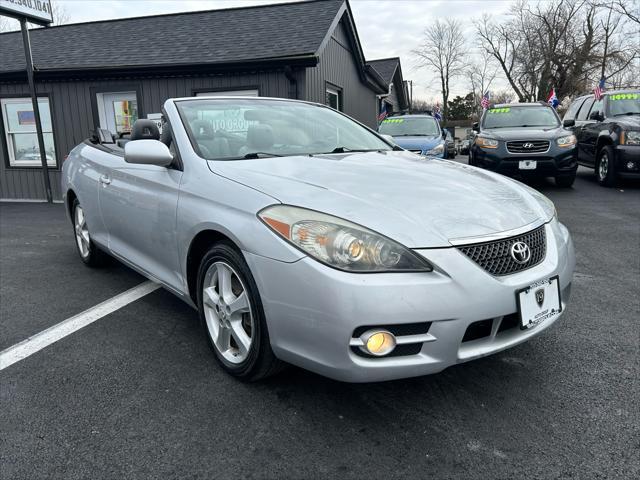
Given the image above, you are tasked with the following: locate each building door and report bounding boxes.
[97,92,138,135]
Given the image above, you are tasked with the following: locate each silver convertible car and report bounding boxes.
[62,97,575,382]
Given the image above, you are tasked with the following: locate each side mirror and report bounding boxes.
[472,122,480,133]
[589,111,603,122]
[563,119,576,128]
[442,130,447,139]
[380,134,396,145]
[124,139,173,167]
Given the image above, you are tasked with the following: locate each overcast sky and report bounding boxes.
[7,0,514,100]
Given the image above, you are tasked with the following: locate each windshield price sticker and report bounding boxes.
[489,108,511,113]
[382,118,404,123]
[610,93,638,101]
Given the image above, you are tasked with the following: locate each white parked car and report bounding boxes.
[62,97,575,382]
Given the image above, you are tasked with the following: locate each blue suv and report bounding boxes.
[378,114,447,158]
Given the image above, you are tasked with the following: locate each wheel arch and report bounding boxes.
[186,229,241,304]
[66,189,78,222]
[596,134,613,154]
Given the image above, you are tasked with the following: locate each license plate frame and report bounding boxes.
[519,160,537,170]
[516,275,562,330]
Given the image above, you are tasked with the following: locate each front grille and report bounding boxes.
[457,225,546,276]
[506,140,549,153]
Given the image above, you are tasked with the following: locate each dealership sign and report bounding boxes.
[0,0,53,25]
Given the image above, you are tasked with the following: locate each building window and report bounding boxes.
[195,89,259,97]
[1,97,56,167]
[96,91,138,135]
[326,85,343,111]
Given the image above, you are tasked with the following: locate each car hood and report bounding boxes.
[610,114,640,128]
[480,126,568,141]
[390,135,442,151]
[208,152,551,248]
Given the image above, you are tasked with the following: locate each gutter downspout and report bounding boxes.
[284,66,298,100]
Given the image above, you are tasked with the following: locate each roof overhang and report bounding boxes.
[0,54,319,82]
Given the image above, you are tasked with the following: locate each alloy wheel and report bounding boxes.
[74,205,90,258]
[598,152,609,181]
[202,261,254,364]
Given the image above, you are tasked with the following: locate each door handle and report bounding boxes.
[99,175,111,185]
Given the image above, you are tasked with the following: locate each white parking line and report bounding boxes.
[0,281,160,371]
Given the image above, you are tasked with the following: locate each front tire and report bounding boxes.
[596,146,617,187]
[555,172,576,188]
[72,199,106,267]
[197,242,283,381]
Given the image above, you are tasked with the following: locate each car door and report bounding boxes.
[99,132,183,292]
[574,96,595,165]
[580,97,605,165]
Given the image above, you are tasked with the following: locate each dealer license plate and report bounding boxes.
[517,276,562,329]
[519,160,537,170]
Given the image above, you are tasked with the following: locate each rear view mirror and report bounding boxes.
[563,119,576,128]
[124,139,174,167]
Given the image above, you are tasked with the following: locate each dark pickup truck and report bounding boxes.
[562,90,639,187]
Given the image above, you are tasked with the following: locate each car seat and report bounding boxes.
[191,120,231,158]
[238,124,274,157]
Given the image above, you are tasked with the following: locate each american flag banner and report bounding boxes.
[433,103,442,121]
[481,91,490,110]
[594,77,605,100]
[547,88,559,108]
[377,101,388,122]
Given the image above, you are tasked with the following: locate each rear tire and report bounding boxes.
[196,242,283,381]
[555,172,576,188]
[72,199,107,267]
[596,146,617,187]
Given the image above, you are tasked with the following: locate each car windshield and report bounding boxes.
[482,106,560,129]
[378,117,440,136]
[607,92,640,116]
[176,98,391,160]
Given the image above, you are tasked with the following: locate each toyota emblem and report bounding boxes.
[523,142,535,149]
[510,241,531,264]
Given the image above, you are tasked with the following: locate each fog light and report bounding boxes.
[627,161,636,170]
[360,329,396,356]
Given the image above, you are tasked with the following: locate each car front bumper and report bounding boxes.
[245,219,575,382]
[474,143,578,176]
[615,145,640,178]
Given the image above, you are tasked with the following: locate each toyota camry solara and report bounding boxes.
[62,97,575,382]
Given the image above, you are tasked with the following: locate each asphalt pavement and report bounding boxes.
[1,159,638,479]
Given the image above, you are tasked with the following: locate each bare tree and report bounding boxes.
[476,0,638,101]
[467,51,498,117]
[412,19,467,122]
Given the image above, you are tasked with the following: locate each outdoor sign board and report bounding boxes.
[0,0,53,26]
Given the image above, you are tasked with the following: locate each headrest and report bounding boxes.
[246,124,274,149]
[191,120,214,139]
[130,119,160,141]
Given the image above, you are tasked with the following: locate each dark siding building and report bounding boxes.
[367,57,409,116]
[0,0,387,201]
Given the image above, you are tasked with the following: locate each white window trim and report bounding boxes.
[326,86,343,112]
[1,97,56,168]
[195,89,259,97]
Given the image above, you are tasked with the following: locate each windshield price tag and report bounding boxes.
[610,93,638,101]
[382,118,404,123]
[488,108,511,113]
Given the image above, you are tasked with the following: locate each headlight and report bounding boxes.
[258,205,433,272]
[623,131,640,145]
[475,137,499,149]
[425,143,444,156]
[556,134,577,147]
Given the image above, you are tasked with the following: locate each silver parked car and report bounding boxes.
[62,97,575,382]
